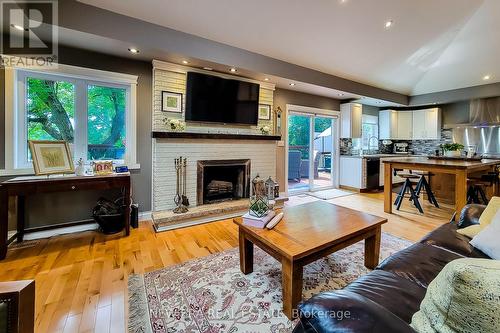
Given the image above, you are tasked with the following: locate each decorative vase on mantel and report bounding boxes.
[163,118,186,132]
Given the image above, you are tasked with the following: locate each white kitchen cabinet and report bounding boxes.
[412,108,441,140]
[340,103,362,138]
[379,110,398,139]
[340,156,366,189]
[380,109,440,140]
[396,111,413,139]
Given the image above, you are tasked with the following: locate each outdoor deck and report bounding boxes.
[288,170,332,191]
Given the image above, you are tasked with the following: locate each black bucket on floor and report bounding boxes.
[93,197,125,234]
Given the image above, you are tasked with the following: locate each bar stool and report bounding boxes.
[394,173,424,213]
[467,179,490,204]
[414,172,439,208]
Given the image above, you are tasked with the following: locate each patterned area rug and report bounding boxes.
[128,233,411,333]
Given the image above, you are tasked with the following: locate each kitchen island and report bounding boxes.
[383,157,500,219]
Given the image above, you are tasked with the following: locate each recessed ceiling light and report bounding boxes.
[203,67,213,71]
[11,24,27,31]
[384,20,393,29]
[483,75,491,80]
[264,77,269,81]
[289,83,295,86]
[128,48,139,54]
[338,93,345,97]
[230,67,237,73]
[182,60,189,64]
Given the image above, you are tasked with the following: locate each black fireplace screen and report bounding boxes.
[197,159,251,205]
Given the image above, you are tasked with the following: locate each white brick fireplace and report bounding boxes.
[152,138,277,211]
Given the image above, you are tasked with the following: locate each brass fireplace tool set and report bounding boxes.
[174,156,189,213]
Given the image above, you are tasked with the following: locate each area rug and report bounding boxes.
[128,233,411,333]
[306,189,356,200]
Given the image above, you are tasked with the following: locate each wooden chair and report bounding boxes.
[0,280,35,333]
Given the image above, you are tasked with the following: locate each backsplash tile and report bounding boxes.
[341,129,453,156]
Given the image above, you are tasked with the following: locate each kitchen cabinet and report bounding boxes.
[379,110,398,139]
[340,103,362,138]
[412,108,441,139]
[340,156,365,189]
[397,111,413,139]
[379,109,440,140]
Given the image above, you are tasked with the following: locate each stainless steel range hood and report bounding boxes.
[445,97,500,128]
[447,97,500,157]
[469,97,500,126]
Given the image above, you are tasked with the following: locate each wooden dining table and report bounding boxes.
[383,157,500,219]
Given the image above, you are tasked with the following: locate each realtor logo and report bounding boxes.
[1,0,58,66]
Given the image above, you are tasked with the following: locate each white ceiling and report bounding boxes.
[77,0,500,96]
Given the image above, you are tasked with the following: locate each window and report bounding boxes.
[361,115,379,150]
[5,64,138,173]
[352,114,379,151]
[87,85,126,160]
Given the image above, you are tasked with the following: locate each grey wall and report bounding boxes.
[441,101,470,125]
[0,45,152,228]
[361,105,379,116]
[410,82,500,106]
[274,88,341,112]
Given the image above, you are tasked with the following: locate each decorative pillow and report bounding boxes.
[470,209,500,259]
[411,258,500,333]
[458,196,500,238]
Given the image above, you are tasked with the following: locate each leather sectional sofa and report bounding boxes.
[293,204,489,333]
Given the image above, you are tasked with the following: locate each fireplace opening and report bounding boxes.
[197,159,251,205]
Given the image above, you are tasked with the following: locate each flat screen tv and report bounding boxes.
[185,72,260,125]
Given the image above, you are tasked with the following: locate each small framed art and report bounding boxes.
[161,91,183,113]
[28,140,75,175]
[258,104,271,120]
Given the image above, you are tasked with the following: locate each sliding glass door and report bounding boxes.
[313,116,335,191]
[287,111,338,193]
[287,113,312,192]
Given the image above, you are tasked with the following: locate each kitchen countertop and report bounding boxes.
[381,156,500,169]
[340,154,415,159]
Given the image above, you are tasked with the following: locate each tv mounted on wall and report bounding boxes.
[185,72,260,125]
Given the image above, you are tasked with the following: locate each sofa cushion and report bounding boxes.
[420,223,489,258]
[411,258,500,333]
[458,196,500,237]
[295,289,415,333]
[343,270,426,323]
[470,209,500,259]
[457,204,486,228]
[376,242,462,288]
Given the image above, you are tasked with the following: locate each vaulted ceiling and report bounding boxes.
[78,0,499,96]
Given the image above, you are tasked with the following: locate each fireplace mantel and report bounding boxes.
[152,131,281,141]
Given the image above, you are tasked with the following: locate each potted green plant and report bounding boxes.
[441,143,464,157]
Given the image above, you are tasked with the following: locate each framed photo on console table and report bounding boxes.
[162,91,183,113]
[28,140,75,175]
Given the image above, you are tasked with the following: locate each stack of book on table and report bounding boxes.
[242,210,276,229]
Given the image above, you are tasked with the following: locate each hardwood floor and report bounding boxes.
[0,193,453,332]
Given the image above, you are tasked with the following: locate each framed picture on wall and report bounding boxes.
[28,140,75,175]
[161,91,183,113]
[258,104,271,120]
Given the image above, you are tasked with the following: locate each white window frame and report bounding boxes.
[2,63,139,176]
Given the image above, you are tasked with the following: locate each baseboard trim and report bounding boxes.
[139,211,152,221]
[23,222,99,240]
[154,210,245,233]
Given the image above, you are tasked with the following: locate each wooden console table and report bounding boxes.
[0,173,131,260]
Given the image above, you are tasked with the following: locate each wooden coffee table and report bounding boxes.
[233,201,387,319]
